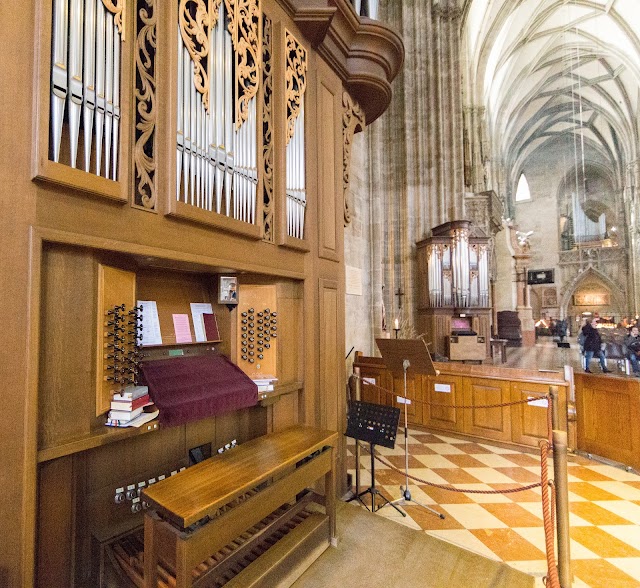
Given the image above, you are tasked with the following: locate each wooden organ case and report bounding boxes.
[5,1,405,587]
[416,221,492,361]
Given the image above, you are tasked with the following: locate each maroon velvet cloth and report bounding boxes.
[140,354,258,427]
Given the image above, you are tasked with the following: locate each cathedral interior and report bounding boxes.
[1,1,640,587]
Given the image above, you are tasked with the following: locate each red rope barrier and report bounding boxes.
[539,440,560,588]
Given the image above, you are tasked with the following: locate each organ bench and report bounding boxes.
[142,425,338,588]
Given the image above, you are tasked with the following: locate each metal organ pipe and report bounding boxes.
[50,0,122,178]
[286,102,306,239]
[175,2,257,224]
[51,0,69,165]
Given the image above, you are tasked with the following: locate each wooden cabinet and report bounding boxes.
[575,373,640,470]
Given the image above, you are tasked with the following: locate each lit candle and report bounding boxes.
[394,318,399,330]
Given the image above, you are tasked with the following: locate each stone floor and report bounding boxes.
[346,337,640,587]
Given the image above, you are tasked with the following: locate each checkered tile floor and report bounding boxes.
[346,428,640,587]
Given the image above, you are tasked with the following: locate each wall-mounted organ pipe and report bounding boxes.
[176,0,260,224]
[50,0,124,178]
[285,30,307,240]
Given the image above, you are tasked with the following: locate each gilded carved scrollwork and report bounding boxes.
[133,0,157,210]
[342,91,365,226]
[102,0,127,38]
[179,0,213,109]
[262,15,274,242]
[285,30,307,145]
[235,0,260,129]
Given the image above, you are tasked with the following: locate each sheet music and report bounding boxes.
[172,314,193,344]
[137,300,163,346]
[190,302,213,342]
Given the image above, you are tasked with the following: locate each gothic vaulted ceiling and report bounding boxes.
[462,0,640,188]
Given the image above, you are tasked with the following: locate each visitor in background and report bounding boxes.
[557,318,567,342]
[624,326,640,377]
[580,318,611,373]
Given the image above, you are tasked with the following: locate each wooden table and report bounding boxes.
[490,338,508,363]
[142,425,338,588]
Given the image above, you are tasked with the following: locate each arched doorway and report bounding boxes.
[560,268,626,335]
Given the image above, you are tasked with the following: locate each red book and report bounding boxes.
[110,393,151,412]
[203,313,220,341]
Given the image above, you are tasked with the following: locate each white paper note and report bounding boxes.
[190,302,214,342]
[173,314,193,344]
[137,300,163,346]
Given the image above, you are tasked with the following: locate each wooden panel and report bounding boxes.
[235,284,278,379]
[511,381,556,446]
[37,457,74,588]
[463,378,511,442]
[319,281,340,432]
[276,281,303,386]
[39,245,97,449]
[422,374,464,432]
[575,374,640,470]
[95,264,136,415]
[317,80,338,260]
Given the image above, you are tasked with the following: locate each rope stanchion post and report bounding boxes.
[550,385,560,431]
[553,430,572,587]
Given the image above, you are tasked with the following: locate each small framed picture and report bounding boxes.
[218,276,238,304]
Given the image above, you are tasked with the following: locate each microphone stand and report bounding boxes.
[390,358,445,519]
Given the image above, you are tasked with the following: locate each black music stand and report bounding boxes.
[375,338,445,519]
[345,400,404,515]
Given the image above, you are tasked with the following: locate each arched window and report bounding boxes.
[515,173,531,202]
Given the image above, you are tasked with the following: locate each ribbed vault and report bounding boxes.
[462,0,640,199]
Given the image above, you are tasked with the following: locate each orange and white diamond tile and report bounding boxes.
[346,428,640,587]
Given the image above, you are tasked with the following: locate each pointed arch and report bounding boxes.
[558,266,627,320]
[514,173,531,201]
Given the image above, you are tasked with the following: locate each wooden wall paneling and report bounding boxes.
[276,281,304,386]
[575,374,640,471]
[184,416,218,454]
[32,0,133,202]
[318,278,345,494]
[36,457,75,588]
[95,264,136,415]
[85,427,186,497]
[270,392,299,432]
[315,60,342,262]
[422,374,464,432]
[39,245,97,450]
[510,381,563,446]
[462,377,511,442]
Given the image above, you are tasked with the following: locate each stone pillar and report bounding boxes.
[510,228,536,346]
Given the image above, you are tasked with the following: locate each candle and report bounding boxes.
[394,318,399,330]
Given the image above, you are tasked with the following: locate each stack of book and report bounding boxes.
[106,386,157,427]
[252,376,278,395]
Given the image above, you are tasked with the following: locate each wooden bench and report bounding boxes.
[142,425,338,588]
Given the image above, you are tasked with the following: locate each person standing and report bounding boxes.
[624,325,640,376]
[580,318,611,373]
[557,318,567,343]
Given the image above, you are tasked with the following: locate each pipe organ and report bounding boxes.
[18,1,404,586]
[176,0,260,224]
[417,221,492,359]
[285,31,307,240]
[50,0,125,177]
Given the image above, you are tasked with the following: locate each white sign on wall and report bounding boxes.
[346,265,363,296]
